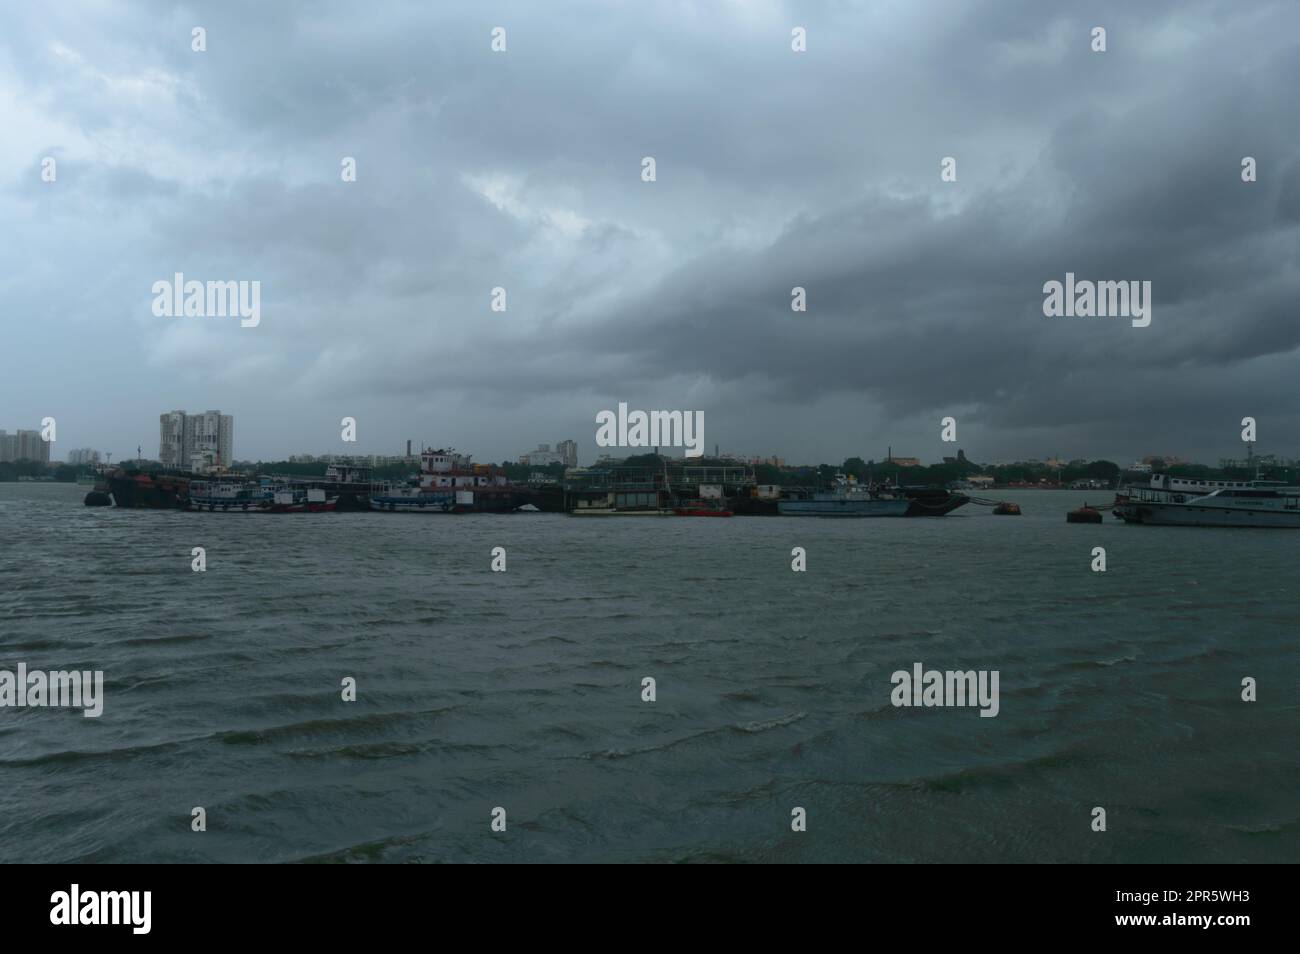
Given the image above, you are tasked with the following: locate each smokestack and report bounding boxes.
[406,439,411,458]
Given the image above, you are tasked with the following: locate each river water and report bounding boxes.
[1,482,1295,862]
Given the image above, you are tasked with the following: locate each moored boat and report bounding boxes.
[188,479,272,512]
[371,447,524,513]
[1117,480,1300,527]
[369,485,457,513]
[777,475,910,517]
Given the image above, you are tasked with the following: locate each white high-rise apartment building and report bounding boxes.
[159,410,234,470]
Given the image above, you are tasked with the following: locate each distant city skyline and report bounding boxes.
[6,418,1254,473]
[9,405,1287,472]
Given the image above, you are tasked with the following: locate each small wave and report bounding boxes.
[735,712,806,733]
[294,831,432,864]
[1056,654,1137,670]
[116,632,212,647]
[579,712,806,760]
[283,738,502,761]
[1227,818,1300,836]
[0,737,185,768]
[218,706,458,745]
[899,745,1089,794]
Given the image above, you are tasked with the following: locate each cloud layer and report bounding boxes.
[3,0,1298,466]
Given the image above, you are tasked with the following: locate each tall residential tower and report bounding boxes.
[159,410,234,470]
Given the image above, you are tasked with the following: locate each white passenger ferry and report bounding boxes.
[1117,479,1300,527]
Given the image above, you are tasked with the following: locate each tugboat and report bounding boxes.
[777,475,910,517]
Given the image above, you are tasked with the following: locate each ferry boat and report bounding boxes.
[777,475,911,517]
[1116,479,1300,527]
[1142,473,1268,501]
[188,480,272,512]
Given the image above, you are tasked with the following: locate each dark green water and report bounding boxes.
[1,482,1296,862]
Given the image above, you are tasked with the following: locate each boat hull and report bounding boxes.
[1118,502,1300,527]
[902,489,971,516]
[259,500,338,513]
[189,498,265,512]
[777,498,910,517]
[369,494,456,513]
[108,473,190,509]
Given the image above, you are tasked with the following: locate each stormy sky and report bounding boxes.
[3,0,1298,467]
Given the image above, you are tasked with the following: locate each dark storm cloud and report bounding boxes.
[2,0,1298,464]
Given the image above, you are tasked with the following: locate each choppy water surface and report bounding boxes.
[1,482,1296,862]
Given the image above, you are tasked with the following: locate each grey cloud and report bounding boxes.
[2,0,1298,465]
